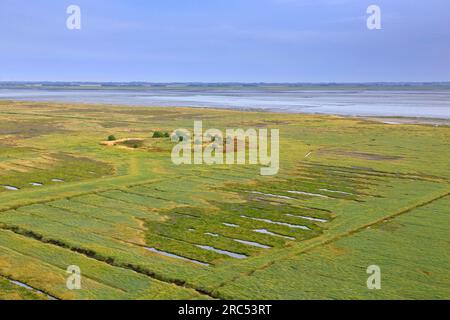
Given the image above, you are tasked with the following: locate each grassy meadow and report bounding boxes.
[0,100,448,300]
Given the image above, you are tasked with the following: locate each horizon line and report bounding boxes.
[1,81,450,85]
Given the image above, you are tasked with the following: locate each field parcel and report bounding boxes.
[0,101,448,300]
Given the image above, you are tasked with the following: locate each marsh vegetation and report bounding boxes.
[0,101,448,300]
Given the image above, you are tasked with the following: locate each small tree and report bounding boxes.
[107,135,116,141]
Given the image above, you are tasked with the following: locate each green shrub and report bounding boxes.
[152,131,168,138]
[107,135,116,141]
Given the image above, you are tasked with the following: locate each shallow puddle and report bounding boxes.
[145,247,209,266]
[51,179,65,182]
[285,214,328,223]
[204,232,270,249]
[319,188,353,195]
[30,182,43,187]
[287,190,329,198]
[9,279,57,300]
[242,215,310,230]
[234,239,271,249]
[10,279,34,290]
[205,232,219,237]
[253,229,295,241]
[3,186,19,191]
[196,245,247,259]
[250,191,295,200]
[223,223,239,228]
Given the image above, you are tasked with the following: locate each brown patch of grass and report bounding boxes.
[101,138,145,149]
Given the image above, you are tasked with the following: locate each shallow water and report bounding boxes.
[205,232,219,237]
[205,232,270,249]
[242,215,310,230]
[2,87,449,118]
[223,223,239,228]
[250,191,295,200]
[10,279,34,290]
[9,279,57,300]
[3,186,19,191]
[30,182,43,187]
[145,247,209,266]
[287,190,329,198]
[285,214,328,223]
[319,188,353,195]
[253,229,296,240]
[234,239,271,249]
[196,245,247,259]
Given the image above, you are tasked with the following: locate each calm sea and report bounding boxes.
[1,87,450,119]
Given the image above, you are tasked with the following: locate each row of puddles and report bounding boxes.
[146,215,315,263]
[146,226,275,263]
[147,188,333,264]
[248,190,331,223]
[145,244,247,264]
[161,187,335,262]
[2,179,64,191]
[221,220,297,241]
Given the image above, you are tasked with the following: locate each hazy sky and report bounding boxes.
[1,0,449,82]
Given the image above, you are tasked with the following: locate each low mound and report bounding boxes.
[101,138,145,149]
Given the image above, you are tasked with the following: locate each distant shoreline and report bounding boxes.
[2,99,449,126]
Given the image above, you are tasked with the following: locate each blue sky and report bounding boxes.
[1,0,449,82]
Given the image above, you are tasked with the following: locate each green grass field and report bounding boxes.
[0,100,448,300]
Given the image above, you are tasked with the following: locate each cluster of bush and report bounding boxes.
[106,131,170,146]
[152,131,170,138]
[107,131,170,141]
